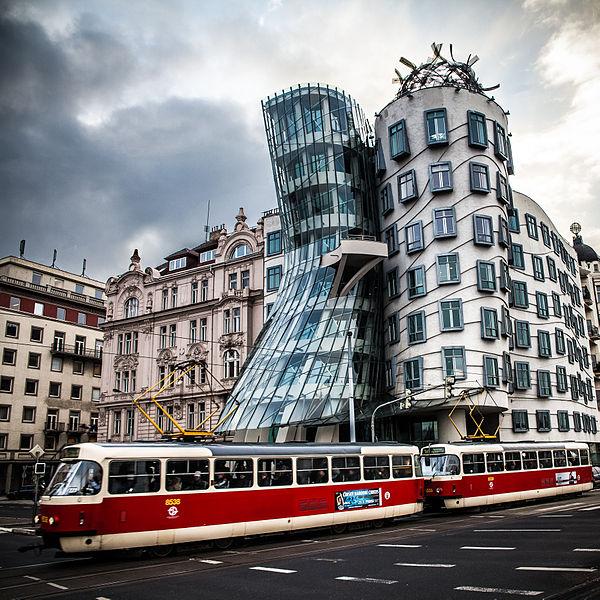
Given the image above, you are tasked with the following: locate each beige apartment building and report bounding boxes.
[98,208,267,441]
[0,256,105,494]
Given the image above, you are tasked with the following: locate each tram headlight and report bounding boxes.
[34,515,40,524]
[48,516,58,526]
[435,487,442,495]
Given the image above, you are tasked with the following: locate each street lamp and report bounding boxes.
[370,390,412,443]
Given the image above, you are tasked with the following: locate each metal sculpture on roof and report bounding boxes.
[393,42,500,98]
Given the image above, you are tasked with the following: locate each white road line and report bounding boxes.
[378,544,422,548]
[336,576,397,584]
[473,529,560,533]
[579,505,600,512]
[24,576,41,581]
[314,558,345,563]
[455,586,543,596]
[250,566,297,574]
[47,582,69,590]
[195,559,223,565]
[395,562,455,568]
[97,597,112,600]
[574,548,600,552]
[534,502,584,513]
[461,546,515,551]
[516,567,596,573]
[539,515,573,518]
[405,527,437,532]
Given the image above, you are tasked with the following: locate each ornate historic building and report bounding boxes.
[98,209,265,442]
[0,256,105,493]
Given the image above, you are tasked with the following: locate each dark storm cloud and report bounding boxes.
[0,8,274,281]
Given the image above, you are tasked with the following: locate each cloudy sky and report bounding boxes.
[1,0,599,281]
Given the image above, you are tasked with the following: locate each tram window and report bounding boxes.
[552,450,567,467]
[414,455,423,477]
[522,451,538,470]
[257,458,292,487]
[332,456,360,482]
[580,449,590,465]
[463,453,485,474]
[538,451,552,469]
[567,450,580,467]
[392,455,413,478]
[108,460,160,494]
[296,457,329,485]
[166,459,209,491]
[363,455,390,480]
[46,460,102,496]
[486,452,504,473]
[420,454,459,476]
[214,459,253,489]
[504,451,522,471]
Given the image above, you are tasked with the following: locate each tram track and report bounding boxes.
[2,491,599,600]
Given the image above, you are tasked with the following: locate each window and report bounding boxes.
[463,453,485,474]
[10,296,21,310]
[159,326,167,349]
[241,270,250,289]
[532,256,544,281]
[429,162,453,193]
[481,307,499,339]
[20,434,33,450]
[223,310,231,334]
[73,360,84,375]
[200,249,216,263]
[477,261,496,292]
[108,460,160,494]
[389,119,410,159]
[552,292,562,318]
[124,297,139,319]
[169,257,186,271]
[0,405,10,421]
[258,458,293,487]
[512,281,528,308]
[525,214,538,240]
[442,347,466,379]
[557,411,569,432]
[433,207,456,237]
[437,253,460,284]
[22,406,36,423]
[34,302,44,316]
[508,208,520,233]
[499,260,511,292]
[407,266,426,299]
[514,362,531,390]
[25,379,38,395]
[440,299,463,331]
[538,330,552,358]
[536,410,551,432]
[536,292,549,319]
[398,170,418,202]
[200,279,209,302]
[5,321,19,338]
[384,225,399,255]
[189,320,197,343]
[200,318,207,341]
[508,244,525,269]
[404,357,423,390]
[0,376,13,393]
[494,122,508,160]
[224,349,240,378]
[169,324,177,347]
[387,313,399,344]
[537,370,551,397]
[230,244,251,259]
[232,307,241,333]
[386,268,399,298]
[374,138,386,176]
[51,356,63,372]
[266,265,282,291]
[30,326,43,343]
[547,257,557,281]
[473,215,494,246]
[380,183,393,215]
[425,108,448,145]
[540,222,551,247]
[470,162,490,193]
[405,221,424,254]
[71,384,82,400]
[512,410,529,433]
[48,381,61,397]
[2,348,16,365]
[171,287,178,308]
[483,355,499,388]
[555,329,565,355]
[467,110,487,147]
[296,457,329,485]
[496,172,509,203]
[407,311,426,344]
[515,320,531,348]
[228,272,238,290]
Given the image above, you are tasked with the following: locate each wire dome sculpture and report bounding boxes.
[393,43,500,99]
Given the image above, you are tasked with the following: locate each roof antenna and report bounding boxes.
[51,249,57,268]
[81,258,87,277]
[19,240,25,258]
[204,199,211,242]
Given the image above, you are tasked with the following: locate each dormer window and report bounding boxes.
[199,249,215,262]
[169,257,187,271]
[230,244,251,259]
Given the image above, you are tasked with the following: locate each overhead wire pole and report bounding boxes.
[346,330,356,443]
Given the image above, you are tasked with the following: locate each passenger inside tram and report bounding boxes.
[421,454,460,477]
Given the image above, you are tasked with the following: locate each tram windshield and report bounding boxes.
[420,454,460,477]
[46,460,103,496]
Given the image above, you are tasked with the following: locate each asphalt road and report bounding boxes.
[1,492,600,600]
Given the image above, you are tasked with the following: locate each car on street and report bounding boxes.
[593,466,600,488]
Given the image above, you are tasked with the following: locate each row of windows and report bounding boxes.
[7,295,95,326]
[512,362,594,400]
[512,410,598,434]
[0,376,96,400]
[26,271,103,299]
[0,405,97,431]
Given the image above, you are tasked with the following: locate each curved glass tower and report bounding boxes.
[220,84,386,442]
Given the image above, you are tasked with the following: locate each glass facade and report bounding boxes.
[219,85,383,440]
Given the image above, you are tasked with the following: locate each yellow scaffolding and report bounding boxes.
[447,388,501,441]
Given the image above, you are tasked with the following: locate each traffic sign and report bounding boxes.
[29,445,44,460]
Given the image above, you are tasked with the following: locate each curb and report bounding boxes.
[0,526,36,536]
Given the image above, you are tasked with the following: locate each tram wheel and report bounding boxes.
[371,519,384,529]
[213,538,234,550]
[331,523,347,535]
[147,544,175,558]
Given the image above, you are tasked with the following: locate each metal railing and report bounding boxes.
[50,342,103,360]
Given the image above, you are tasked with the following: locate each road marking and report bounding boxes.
[461,546,515,551]
[394,562,455,568]
[47,582,69,590]
[539,515,573,518]
[378,544,422,548]
[24,576,41,581]
[534,502,584,513]
[455,586,543,596]
[574,548,600,552]
[516,567,596,573]
[579,505,600,512]
[314,558,346,563]
[473,529,560,533]
[336,576,397,584]
[195,559,223,564]
[97,597,112,600]
[405,527,437,532]
[250,566,297,574]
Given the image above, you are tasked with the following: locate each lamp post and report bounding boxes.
[370,392,412,443]
[346,330,356,443]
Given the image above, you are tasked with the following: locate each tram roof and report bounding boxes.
[425,441,588,453]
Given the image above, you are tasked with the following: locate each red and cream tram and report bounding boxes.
[36,442,424,554]
[421,441,593,510]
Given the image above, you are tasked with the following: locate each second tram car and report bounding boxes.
[421,441,593,510]
[37,443,424,554]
